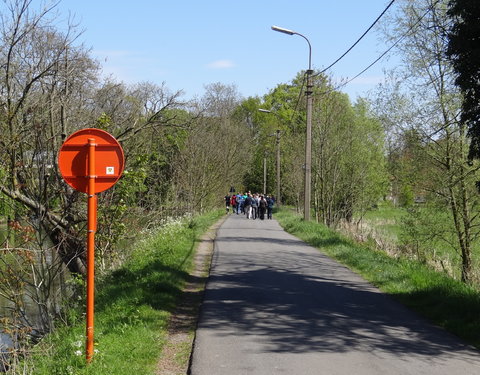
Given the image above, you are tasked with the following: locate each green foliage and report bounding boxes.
[312,91,388,225]
[372,0,480,284]
[275,208,480,349]
[245,72,388,220]
[349,99,389,213]
[388,128,430,208]
[94,155,150,271]
[0,194,13,218]
[399,184,414,207]
[447,0,480,159]
[399,203,470,279]
[30,210,224,374]
[94,113,112,131]
[114,156,149,206]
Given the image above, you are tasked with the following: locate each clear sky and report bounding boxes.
[38,0,399,101]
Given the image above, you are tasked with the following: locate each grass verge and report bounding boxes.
[31,210,224,375]
[275,208,480,349]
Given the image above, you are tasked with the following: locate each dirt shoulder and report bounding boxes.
[156,215,227,375]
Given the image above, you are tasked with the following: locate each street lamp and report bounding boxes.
[258,109,281,205]
[271,25,313,221]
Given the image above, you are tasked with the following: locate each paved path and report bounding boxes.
[190,214,480,374]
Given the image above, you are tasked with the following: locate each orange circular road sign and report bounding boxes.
[58,128,124,194]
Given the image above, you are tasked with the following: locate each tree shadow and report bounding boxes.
[197,239,480,364]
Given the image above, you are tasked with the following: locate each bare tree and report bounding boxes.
[174,83,251,212]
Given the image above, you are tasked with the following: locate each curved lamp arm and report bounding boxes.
[271,25,312,71]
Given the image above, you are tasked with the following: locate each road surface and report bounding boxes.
[190,214,480,374]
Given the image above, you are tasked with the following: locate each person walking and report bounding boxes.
[244,193,253,219]
[224,193,231,214]
[251,194,258,220]
[259,195,267,220]
[266,195,274,219]
[236,193,244,214]
[230,194,237,214]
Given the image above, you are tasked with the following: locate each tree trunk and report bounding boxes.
[49,226,86,276]
[0,185,87,276]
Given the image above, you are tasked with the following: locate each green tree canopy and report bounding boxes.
[447,0,480,159]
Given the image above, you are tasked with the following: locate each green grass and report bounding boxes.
[360,202,480,283]
[361,202,405,239]
[362,201,403,221]
[31,210,224,375]
[275,208,480,349]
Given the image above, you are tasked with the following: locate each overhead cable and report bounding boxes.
[290,73,307,124]
[329,0,440,94]
[285,0,438,126]
[316,0,396,76]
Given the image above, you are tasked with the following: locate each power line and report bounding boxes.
[328,0,440,94]
[283,1,396,125]
[331,36,401,92]
[285,0,438,125]
[316,0,396,76]
[289,72,307,124]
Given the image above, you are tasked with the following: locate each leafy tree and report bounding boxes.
[446,0,480,159]
[252,72,387,223]
[258,75,306,207]
[375,0,480,283]
[312,88,387,226]
[388,128,431,207]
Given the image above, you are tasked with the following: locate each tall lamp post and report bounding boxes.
[271,25,313,221]
[258,109,281,205]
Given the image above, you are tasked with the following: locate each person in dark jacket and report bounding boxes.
[259,195,267,220]
[225,194,231,214]
[266,195,274,219]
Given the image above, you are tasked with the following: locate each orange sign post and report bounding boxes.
[58,128,124,363]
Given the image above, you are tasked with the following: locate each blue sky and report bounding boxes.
[51,0,398,101]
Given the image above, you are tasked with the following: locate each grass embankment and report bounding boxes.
[32,210,224,375]
[275,208,480,349]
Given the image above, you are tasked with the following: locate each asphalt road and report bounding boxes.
[189,214,480,374]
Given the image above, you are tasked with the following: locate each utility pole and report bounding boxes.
[276,129,281,205]
[263,153,267,195]
[305,69,313,221]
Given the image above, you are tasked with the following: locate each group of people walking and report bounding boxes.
[224,192,275,220]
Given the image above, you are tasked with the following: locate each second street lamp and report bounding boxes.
[271,25,313,221]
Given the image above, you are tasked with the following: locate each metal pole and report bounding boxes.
[304,70,313,221]
[86,138,97,363]
[263,155,267,195]
[276,130,281,205]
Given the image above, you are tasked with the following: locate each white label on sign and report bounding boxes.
[106,166,115,175]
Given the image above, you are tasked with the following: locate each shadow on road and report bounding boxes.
[199,232,479,363]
